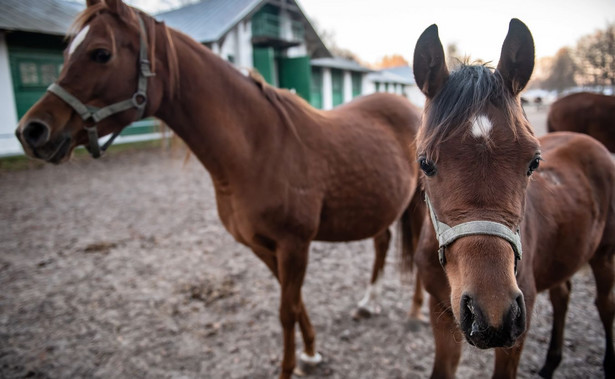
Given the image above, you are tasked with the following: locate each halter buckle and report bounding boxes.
[132,91,148,108]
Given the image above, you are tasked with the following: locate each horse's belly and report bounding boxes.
[314,185,411,242]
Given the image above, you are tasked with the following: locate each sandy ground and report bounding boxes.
[0,107,610,378]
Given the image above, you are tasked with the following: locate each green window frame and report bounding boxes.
[14,57,62,89]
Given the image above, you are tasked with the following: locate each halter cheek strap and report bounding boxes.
[47,15,155,158]
[425,194,523,275]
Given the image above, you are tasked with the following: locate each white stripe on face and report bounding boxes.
[471,114,494,138]
[69,25,90,56]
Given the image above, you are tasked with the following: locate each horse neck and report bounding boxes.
[153,29,285,185]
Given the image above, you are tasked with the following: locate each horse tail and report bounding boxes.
[398,183,426,275]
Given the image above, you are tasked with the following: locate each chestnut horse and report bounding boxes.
[14,1,424,377]
[411,19,615,378]
[548,92,615,152]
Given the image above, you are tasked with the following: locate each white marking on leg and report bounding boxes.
[69,25,90,56]
[357,277,382,314]
[299,351,323,365]
[471,114,493,138]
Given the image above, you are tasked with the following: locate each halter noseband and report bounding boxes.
[425,194,523,275]
[47,15,155,158]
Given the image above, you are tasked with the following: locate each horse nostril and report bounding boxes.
[460,294,483,336]
[23,121,50,148]
[512,292,527,330]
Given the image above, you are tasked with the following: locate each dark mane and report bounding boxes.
[248,70,324,143]
[419,64,522,160]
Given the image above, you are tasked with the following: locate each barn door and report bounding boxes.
[9,49,63,119]
[278,55,311,102]
[331,69,344,107]
[253,47,276,86]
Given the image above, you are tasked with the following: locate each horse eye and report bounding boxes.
[90,49,111,63]
[419,157,437,177]
[527,157,541,176]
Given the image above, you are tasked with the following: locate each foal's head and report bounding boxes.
[413,19,540,348]
[15,0,171,162]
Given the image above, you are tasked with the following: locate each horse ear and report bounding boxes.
[104,0,130,16]
[496,19,535,96]
[413,24,449,99]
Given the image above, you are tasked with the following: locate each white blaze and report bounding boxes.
[471,114,493,138]
[69,25,90,56]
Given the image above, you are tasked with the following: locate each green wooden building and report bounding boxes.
[0,0,416,156]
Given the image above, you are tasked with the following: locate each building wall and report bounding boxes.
[236,20,253,68]
[219,28,238,63]
[406,86,425,107]
[0,32,22,156]
[322,67,332,110]
[343,71,353,103]
[218,21,253,69]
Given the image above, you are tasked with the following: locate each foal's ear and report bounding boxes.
[496,19,535,96]
[413,24,449,99]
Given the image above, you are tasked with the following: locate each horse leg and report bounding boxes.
[276,240,316,379]
[429,295,463,378]
[538,280,571,378]
[493,290,535,378]
[408,272,426,321]
[353,228,391,319]
[589,248,615,377]
[492,343,526,379]
[251,242,320,378]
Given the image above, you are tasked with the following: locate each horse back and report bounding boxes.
[311,93,422,241]
[527,132,615,290]
[331,92,421,140]
[547,92,615,151]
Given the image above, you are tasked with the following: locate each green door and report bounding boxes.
[351,72,362,98]
[253,47,276,86]
[9,49,63,118]
[278,56,311,102]
[310,67,322,109]
[331,69,343,107]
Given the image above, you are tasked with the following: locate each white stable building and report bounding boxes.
[0,0,420,156]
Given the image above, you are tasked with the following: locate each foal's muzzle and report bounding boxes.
[459,292,526,348]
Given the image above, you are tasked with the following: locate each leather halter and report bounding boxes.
[47,15,155,158]
[425,194,523,275]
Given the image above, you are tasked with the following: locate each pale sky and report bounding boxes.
[127,0,615,64]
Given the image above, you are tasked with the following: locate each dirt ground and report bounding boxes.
[0,108,609,378]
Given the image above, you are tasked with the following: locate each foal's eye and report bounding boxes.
[419,157,437,177]
[90,49,111,63]
[527,157,542,176]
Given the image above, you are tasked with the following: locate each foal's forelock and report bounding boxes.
[418,65,524,161]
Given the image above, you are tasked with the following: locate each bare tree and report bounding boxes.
[575,22,615,88]
[542,47,577,93]
[374,54,409,69]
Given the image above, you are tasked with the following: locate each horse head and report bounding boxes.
[413,19,540,349]
[15,0,167,162]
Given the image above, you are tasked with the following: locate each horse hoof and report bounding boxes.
[537,366,553,379]
[352,305,380,320]
[405,318,428,332]
[294,352,323,376]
